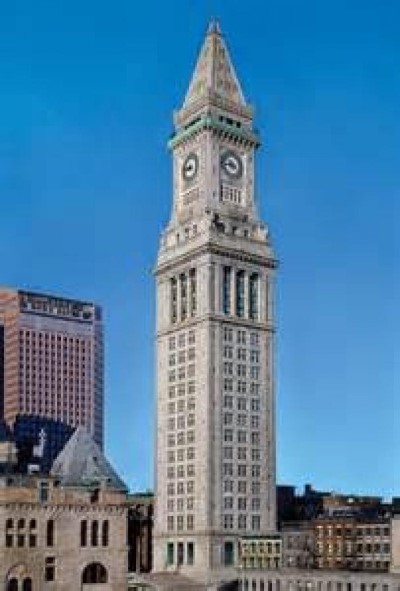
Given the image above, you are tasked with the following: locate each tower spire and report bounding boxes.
[182,21,247,110]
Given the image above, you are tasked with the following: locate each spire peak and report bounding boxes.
[207,19,221,35]
[181,21,247,112]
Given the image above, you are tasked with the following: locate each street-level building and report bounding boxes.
[0,427,127,591]
[282,522,315,569]
[154,21,277,575]
[0,288,104,447]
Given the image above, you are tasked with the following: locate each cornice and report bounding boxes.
[155,242,277,277]
[168,116,260,150]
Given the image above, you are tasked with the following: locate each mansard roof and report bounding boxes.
[50,427,127,491]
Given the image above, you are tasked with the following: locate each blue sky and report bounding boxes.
[0,0,398,497]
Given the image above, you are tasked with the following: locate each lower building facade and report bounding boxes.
[0,474,127,591]
[238,570,400,591]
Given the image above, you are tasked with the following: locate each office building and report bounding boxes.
[154,21,277,574]
[0,288,103,447]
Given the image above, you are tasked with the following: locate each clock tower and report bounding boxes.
[154,22,277,575]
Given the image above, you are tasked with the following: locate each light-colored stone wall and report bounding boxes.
[239,568,400,591]
[391,515,400,574]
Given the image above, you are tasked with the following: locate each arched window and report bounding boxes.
[80,520,87,547]
[23,578,32,591]
[91,521,98,546]
[7,579,18,591]
[46,519,54,547]
[101,521,109,547]
[82,562,108,584]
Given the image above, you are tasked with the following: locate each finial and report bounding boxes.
[207,19,222,35]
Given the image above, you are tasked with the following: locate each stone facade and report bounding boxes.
[154,22,276,575]
[0,474,127,591]
[392,515,400,574]
[238,570,400,591]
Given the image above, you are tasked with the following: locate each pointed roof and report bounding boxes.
[50,427,127,491]
[183,20,246,109]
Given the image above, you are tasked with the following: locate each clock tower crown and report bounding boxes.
[161,22,270,262]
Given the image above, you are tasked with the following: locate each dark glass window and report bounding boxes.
[80,520,87,547]
[249,273,259,319]
[91,521,98,546]
[45,556,56,581]
[177,542,184,566]
[101,521,109,547]
[7,579,18,591]
[236,271,245,317]
[187,542,195,565]
[167,542,174,565]
[170,278,177,323]
[82,563,107,584]
[189,269,197,316]
[180,274,187,321]
[46,520,54,547]
[224,541,234,566]
[223,266,231,314]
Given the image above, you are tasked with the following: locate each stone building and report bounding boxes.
[282,523,315,569]
[0,288,104,447]
[127,492,154,574]
[0,427,127,591]
[154,20,277,575]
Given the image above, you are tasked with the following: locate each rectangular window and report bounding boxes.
[224,429,233,442]
[236,270,245,317]
[190,268,197,316]
[223,514,234,530]
[177,542,184,565]
[45,556,56,582]
[238,464,247,477]
[167,542,174,565]
[180,274,187,321]
[170,278,177,323]
[223,327,233,342]
[249,273,259,319]
[224,496,234,509]
[223,267,232,314]
[187,542,195,565]
[237,398,247,410]
[39,481,49,503]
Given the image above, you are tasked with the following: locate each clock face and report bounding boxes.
[221,150,243,180]
[182,153,199,182]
